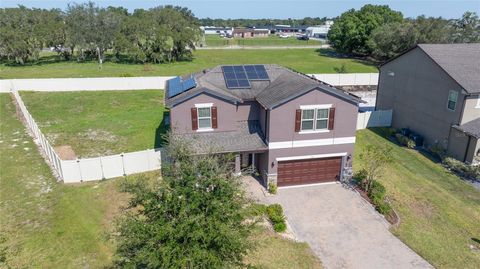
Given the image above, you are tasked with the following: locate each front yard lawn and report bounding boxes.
[0,93,322,268]
[20,90,167,158]
[354,128,480,269]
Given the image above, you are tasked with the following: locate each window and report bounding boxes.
[197,107,212,129]
[301,108,329,131]
[447,90,458,111]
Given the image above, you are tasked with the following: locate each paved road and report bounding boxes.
[244,178,433,269]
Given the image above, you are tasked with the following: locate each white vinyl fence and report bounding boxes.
[11,90,162,183]
[0,76,174,92]
[0,73,378,92]
[357,110,392,130]
[310,73,378,86]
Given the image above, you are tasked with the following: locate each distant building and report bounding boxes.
[233,28,269,38]
[200,26,233,35]
[272,25,308,36]
[306,20,334,39]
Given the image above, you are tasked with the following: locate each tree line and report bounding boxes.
[0,3,200,65]
[198,17,329,27]
[328,4,480,60]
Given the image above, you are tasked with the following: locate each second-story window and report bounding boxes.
[198,107,212,129]
[447,90,458,111]
[301,108,329,131]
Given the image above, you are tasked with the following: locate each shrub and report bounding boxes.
[429,144,447,160]
[406,139,416,149]
[443,157,480,179]
[353,168,368,185]
[120,73,133,77]
[367,180,392,215]
[266,204,287,233]
[376,202,392,215]
[268,182,277,194]
[395,133,415,148]
[384,128,396,138]
[246,203,267,217]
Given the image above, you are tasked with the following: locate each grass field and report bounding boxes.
[203,34,324,47]
[0,49,377,79]
[0,93,322,268]
[354,128,480,269]
[20,90,167,158]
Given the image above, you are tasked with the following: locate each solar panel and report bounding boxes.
[167,75,197,98]
[182,75,196,91]
[222,66,251,89]
[245,65,269,81]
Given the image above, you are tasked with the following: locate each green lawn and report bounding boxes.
[0,93,322,268]
[0,49,377,79]
[20,90,167,158]
[354,128,480,269]
[0,93,132,268]
[203,34,324,47]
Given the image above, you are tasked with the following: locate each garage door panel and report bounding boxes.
[277,157,342,187]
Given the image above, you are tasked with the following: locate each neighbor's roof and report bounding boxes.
[382,43,480,94]
[453,118,480,139]
[165,64,362,109]
[178,120,268,154]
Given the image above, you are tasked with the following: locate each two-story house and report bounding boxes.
[165,64,362,187]
[376,43,480,164]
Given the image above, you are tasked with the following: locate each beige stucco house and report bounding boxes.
[376,43,480,163]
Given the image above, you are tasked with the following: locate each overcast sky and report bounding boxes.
[1,0,479,19]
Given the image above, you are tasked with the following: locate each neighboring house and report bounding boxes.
[232,28,269,38]
[165,64,362,187]
[376,43,480,163]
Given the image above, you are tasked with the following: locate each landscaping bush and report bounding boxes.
[246,203,267,218]
[443,157,480,180]
[367,180,392,215]
[395,133,415,148]
[268,182,278,195]
[266,204,287,233]
[353,168,368,185]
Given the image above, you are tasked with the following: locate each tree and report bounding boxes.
[114,135,253,268]
[65,2,121,64]
[451,11,480,43]
[328,5,403,55]
[0,6,42,64]
[368,21,418,60]
[359,144,392,192]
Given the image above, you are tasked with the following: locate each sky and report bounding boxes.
[1,0,479,19]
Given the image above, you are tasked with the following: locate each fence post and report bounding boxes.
[77,159,83,182]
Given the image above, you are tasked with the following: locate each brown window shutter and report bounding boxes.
[191,107,198,130]
[328,107,335,130]
[211,106,218,129]
[295,109,302,132]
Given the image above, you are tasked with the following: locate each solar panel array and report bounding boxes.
[221,65,270,89]
[167,75,197,98]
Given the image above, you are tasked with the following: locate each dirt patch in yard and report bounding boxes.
[55,145,76,160]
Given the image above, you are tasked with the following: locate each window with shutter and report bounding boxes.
[296,105,334,133]
[191,108,198,130]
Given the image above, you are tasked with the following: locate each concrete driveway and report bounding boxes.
[244,178,433,269]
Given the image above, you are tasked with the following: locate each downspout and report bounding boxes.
[374,68,382,111]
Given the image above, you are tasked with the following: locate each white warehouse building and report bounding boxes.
[306,20,333,39]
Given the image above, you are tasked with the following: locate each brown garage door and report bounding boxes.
[277,157,342,187]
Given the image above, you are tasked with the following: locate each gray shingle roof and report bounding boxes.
[453,118,480,138]
[165,64,362,109]
[178,121,268,154]
[418,44,480,94]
